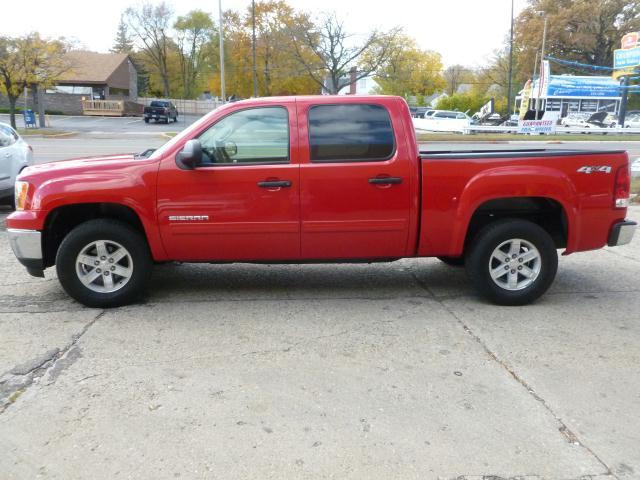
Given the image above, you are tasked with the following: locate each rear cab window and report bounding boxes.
[308,104,395,162]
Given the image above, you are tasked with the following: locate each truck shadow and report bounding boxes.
[146,260,472,303]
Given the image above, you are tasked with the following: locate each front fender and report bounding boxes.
[29,170,166,261]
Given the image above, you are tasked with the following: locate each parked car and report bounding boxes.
[585,111,617,128]
[624,114,640,128]
[631,158,640,177]
[413,110,472,133]
[7,96,635,308]
[560,114,592,128]
[412,108,436,119]
[143,100,178,124]
[0,122,34,207]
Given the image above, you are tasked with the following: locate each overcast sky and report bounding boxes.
[7,0,528,67]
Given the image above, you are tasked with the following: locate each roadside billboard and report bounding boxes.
[621,32,639,50]
[614,47,640,69]
[545,76,620,98]
[517,119,556,135]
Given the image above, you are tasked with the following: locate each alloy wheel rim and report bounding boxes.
[489,238,542,291]
[75,240,133,294]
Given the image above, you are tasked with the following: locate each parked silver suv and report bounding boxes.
[0,123,34,207]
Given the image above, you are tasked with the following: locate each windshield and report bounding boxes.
[149,111,218,160]
[150,101,169,107]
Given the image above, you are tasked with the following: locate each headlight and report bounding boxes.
[14,181,29,211]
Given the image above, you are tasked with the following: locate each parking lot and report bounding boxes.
[1,134,640,479]
[0,113,201,135]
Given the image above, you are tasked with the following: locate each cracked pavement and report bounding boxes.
[0,204,639,480]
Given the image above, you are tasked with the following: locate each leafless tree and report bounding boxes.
[289,13,401,94]
[443,65,468,96]
[125,2,174,97]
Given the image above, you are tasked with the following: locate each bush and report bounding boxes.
[435,93,492,115]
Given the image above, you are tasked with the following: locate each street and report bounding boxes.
[0,135,639,478]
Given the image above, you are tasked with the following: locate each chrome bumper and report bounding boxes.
[7,229,44,276]
[608,221,637,247]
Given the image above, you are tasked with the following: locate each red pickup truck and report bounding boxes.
[6,96,636,307]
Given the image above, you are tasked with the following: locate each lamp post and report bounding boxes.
[507,0,514,115]
[252,0,258,97]
[218,0,226,103]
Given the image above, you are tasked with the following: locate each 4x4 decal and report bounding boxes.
[577,166,612,174]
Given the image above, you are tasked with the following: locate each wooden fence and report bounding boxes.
[82,100,125,116]
[139,97,222,115]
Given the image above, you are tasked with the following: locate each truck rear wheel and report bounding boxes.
[55,219,152,308]
[465,219,558,306]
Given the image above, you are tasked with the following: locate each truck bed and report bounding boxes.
[417,148,629,257]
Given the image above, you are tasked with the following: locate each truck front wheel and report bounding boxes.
[55,219,152,308]
[465,219,558,306]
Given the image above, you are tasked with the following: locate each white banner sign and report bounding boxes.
[518,119,557,135]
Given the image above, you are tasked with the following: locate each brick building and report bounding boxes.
[0,51,139,115]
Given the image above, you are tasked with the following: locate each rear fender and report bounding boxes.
[453,166,578,254]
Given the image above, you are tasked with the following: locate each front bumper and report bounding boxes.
[7,228,44,277]
[608,221,637,247]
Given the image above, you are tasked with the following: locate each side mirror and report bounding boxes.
[224,141,237,158]
[176,139,202,170]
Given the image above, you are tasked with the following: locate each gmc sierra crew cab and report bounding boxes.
[6,95,636,307]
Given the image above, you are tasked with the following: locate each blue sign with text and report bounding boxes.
[614,47,640,69]
[543,76,620,98]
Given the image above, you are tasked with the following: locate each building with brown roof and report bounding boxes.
[50,51,138,101]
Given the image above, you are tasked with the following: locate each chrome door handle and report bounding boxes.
[369,177,402,185]
[258,180,292,188]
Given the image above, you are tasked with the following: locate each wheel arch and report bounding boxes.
[462,197,570,253]
[42,202,161,268]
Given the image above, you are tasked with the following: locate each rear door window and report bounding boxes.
[308,104,395,162]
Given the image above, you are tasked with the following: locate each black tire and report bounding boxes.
[437,256,465,267]
[144,118,149,123]
[55,219,152,308]
[465,219,558,306]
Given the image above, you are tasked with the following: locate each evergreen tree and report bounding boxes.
[110,16,134,54]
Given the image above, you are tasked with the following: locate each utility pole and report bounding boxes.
[506,0,514,115]
[619,75,630,127]
[252,0,258,97]
[218,0,226,103]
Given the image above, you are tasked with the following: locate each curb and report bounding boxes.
[21,131,77,139]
